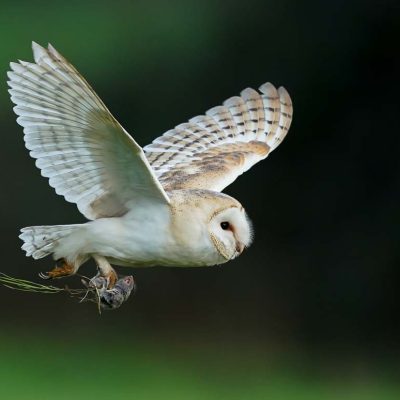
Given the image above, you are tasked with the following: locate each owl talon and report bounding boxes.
[104,269,117,289]
[87,273,106,289]
[38,272,51,280]
[87,269,117,290]
[38,260,76,280]
[92,255,117,289]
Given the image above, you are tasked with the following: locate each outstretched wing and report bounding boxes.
[144,83,292,192]
[8,42,169,220]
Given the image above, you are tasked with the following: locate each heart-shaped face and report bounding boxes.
[209,206,253,261]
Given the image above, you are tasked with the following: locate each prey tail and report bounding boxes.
[19,224,82,260]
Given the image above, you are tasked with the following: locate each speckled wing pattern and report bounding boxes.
[144,83,292,192]
[8,42,170,220]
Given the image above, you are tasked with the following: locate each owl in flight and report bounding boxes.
[8,42,293,288]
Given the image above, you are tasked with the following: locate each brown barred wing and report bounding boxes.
[144,83,293,192]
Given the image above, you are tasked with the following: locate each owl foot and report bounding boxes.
[89,269,117,289]
[101,268,117,289]
[92,255,117,289]
[39,259,75,280]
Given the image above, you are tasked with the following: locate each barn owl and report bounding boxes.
[8,42,293,288]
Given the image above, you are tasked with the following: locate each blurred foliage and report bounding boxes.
[0,332,399,400]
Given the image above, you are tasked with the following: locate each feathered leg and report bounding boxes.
[92,255,117,289]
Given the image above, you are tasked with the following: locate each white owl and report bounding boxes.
[8,42,293,287]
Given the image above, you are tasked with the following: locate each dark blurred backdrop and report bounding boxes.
[0,0,399,398]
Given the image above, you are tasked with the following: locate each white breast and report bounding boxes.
[84,201,223,267]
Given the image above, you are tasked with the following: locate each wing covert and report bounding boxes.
[144,82,293,192]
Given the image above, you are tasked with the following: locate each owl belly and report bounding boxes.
[85,205,225,268]
[105,233,226,268]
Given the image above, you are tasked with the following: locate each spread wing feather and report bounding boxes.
[144,83,293,192]
[8,42,169,220]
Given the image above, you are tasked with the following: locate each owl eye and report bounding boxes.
[220,221,230,230]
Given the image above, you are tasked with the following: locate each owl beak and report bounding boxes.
[235,241,245,254]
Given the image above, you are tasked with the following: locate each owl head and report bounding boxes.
[208,203,253,260]
[170,190,253,264]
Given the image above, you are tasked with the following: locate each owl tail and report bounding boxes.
[19,224,81,260]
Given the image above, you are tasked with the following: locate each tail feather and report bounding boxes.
[19,224,79,259]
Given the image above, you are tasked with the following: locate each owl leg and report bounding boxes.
[39,258,79,280]
[92,255,117,289]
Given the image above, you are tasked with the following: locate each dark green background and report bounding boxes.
[0,0,399,398]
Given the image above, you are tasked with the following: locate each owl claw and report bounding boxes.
[92,255,117,289]
[87,273,105,289]
[97,269,117,289]
[105,270,117,289]
[87,269,117,290]
[38,260,76,280]
[38,272,51,280]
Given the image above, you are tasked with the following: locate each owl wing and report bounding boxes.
[8,42,169,220]
[144,83,292,192]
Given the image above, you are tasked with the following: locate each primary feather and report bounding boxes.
[8,42,169,220]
